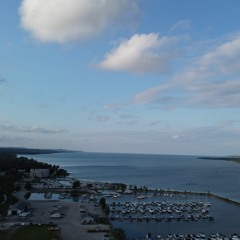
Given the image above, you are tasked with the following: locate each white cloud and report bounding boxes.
[133,84,171,104]
[199,36,240,74]
[19,0,139,43]
[96,115,109,122]
[169,19,192,33]
[0,75,7,83]
[0,121,67,134]
[0,78,5,83]
[148,120,163,126]
[72,122,240,155]
[172,134,179,140]
[103,104,123,112]
[188,79,240,108]
[131,34,240,108]
[119,115,138,120]
[98,33,179,74]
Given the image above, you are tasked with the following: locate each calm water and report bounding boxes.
[27,152,240,202]
[107,193,240,238]
[26,152,240,238]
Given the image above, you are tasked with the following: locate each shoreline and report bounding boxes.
[2,153,240,240]
[27,177,240,206]
[22,166,240,207]
[199,156,240,164]
[5,178,240,240]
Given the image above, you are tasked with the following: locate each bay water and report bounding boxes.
[28,152,240,238]
[29,152,240,202]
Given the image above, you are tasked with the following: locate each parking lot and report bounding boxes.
[1,199,110,240]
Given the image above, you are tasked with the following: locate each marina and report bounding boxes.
[109,199,214,223]
[23,152,240,239]
[27,186,240,239]
[104,191,240,240]
[142,233,240,240]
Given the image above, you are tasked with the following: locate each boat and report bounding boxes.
[137,195,147,199]
[44,192,52,199]
[113,193,122,198]
[145,233,153,240]
[58,193,71,199]
[148,209,155,214]
[50,213,61,218]
[124,189,133,194]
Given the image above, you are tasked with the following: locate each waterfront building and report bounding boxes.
[30,169,50,178]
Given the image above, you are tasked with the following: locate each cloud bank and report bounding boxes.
[132,34,240,108]
[169,19,192,33]
[0,75,7,94]
[0,75,7,83]
[0,121,66,134]
[98,33,179,74]
[19,0,139,43]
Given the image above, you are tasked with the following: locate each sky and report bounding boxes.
[0,0,240,156]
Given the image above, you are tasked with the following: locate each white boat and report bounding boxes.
[140,209,145,213]
[137,195,147,199]
[58,193,71,199]
[148,209,155,214]
[50,213,61,218]
[44,192,52,199]
[124,189,133,194]
[145,233,153,240]
[113,193,122,198]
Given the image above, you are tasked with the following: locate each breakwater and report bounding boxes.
[127,187,240,207]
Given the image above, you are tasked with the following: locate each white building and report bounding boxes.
[8,201,30,216]
[81,216,94,224]
[30,169,50,178]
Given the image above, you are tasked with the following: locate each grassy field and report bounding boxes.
[0,225,60,240]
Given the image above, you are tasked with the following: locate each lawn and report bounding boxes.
[0,225,60,240]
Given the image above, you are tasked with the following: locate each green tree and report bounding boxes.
[25,182,32,190]
[99,197,110,215]
[112,228,126,240]
[72,180,80,189]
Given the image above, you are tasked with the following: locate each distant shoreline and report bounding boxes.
[199,156,240,164]
[0,147,80,155]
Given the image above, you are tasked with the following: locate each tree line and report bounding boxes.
[0,153,69,215]
[0,153,68,176]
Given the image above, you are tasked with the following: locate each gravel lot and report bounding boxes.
[29,200,110,240]
[9,189,111,240]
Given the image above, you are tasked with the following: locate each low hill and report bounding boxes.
[0,147,74,155]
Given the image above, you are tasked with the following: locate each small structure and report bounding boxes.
[81,215,94,225]
[8,201,30,216]
[19,212,30,218]
[30,169,50,178]
[50,213,61,218]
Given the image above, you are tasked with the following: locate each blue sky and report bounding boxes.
[0,0,240,155]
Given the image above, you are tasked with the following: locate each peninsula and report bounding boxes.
[199,156,240,164]
[0,147,77,155]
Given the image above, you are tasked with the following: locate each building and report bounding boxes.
[30,169,50,178]
[81,215,95,224]
[8,201,30,216]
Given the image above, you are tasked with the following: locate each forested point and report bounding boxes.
[199,156,240,163]
[0,153,69,176]
[0,153,69,215]
[0,147,73,155]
